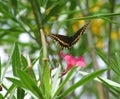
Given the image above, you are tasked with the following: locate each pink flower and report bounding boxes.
[60,51,86,71]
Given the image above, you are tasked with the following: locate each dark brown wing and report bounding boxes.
[49,23,89,48]
[70,23,89,46]
[49,34,71,48]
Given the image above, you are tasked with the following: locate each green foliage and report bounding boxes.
[12,42,21,76]
[54,66,77,97]
[0,0,120,99]
[0,58,1,83]
[17,87,25,99]
[0,93,4,99]
[7,70,43,98]
[56,69,107,99]
[21,55,28,68]
[42,63,51,99]
[97,50,120,77]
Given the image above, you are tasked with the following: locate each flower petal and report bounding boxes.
[60,51,86,71]
[76,61,86,66]
[66,64,73,71]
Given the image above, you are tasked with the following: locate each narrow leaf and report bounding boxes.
[17,70,43,98]
[12,43,21,76]
[54,66,77,96]
[57,69,107,99]
[17,87,25,99]
[0,94,3,99]
[79,71,120,88]
[21,55,28,69]
[4,84,16,98]
[43,63,51,99]
[97,50,120,76]
[51,66,61,97]
[6,77,23,87]
[98,77,120,95]
[0,58,1,82]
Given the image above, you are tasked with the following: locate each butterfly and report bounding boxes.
[49,23,89,48]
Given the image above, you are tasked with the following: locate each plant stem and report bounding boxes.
[29,0,42,45]
[29,0,48,87]
[77,0,105,99]
[40,29,48,62]
[107,0,115,99]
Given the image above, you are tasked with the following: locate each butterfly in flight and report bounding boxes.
[49,23,89,48]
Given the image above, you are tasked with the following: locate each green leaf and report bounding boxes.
[98,77,120,95]
[96,50,111,68]
[17,70,43,98]
[0,93,4,99]
[54,66,77,97]
[78,71,120,88]
[32,56,39,66]
[10,0,18,15]
[11,0,17,9]
[65,13,120,24]
[115,53,120,66]
[0,58,1,82]
[6,77,24,87]
[17,87,25,99]
[97,50,120,77]
[42,1,65,23]
[4,84,16,98]
[109,59,120,77]
[21,55,28,69]
[39,49,43,69]
[42,63,51,99]
[102,17,120,24]
[2,44,16,81]
[51,66,61,97]
[12,43,21,76]
[7,77,38,98]
[7,71,43,99]
[56,69,107,99]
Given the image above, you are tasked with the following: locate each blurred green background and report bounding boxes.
[0,0,120,99]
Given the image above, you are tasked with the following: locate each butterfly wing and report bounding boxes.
[49,34,71,48]
[70,23,89,46]
[49,23,89,48]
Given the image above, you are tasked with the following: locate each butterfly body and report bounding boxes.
[49,23,89,48]
[49,34,71,48]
